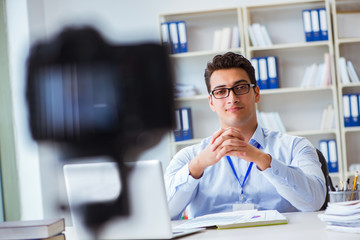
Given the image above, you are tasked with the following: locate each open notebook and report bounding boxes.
[63,159,202,239]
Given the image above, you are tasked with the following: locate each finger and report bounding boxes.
[211,128,226,144]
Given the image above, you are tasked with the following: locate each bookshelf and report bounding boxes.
[332,0,360,179]
[159,7,246,156]
[243,0,342,180]
[159,0,358,182]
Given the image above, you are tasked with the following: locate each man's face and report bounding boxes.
[208,68,260,129]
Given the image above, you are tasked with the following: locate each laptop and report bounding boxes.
[63,159,202,239]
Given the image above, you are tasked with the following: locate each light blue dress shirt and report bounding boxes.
[164,125,326,220]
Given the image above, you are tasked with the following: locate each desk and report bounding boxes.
[65,211,360,240]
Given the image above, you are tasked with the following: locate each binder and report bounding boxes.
[231,26,240,49]
[318,8,328,41]
[169,21,181,54]
[310,9,321,41]
[350,94,360,126]
[302,9,313,42]
[177,21,188,53]
[267,56,279,89]
[160,22,172,54]
[328,139,338,173]
[258,57,268,89]
[339,57,351,84]
[319,139,330,169]
[174,109,183,141]
[251,58,261,89]
[181,107,193,140]
[342,94,351,127]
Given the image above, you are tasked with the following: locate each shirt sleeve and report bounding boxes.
[164,148,200,220]
[261,139,326,212]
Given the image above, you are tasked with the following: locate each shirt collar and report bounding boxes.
[249,124,265,149]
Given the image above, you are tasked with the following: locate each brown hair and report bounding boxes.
[204,52,256,93]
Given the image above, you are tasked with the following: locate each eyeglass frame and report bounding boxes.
[210,83,256,99]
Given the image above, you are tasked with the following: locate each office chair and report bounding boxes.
[316,148,330,210]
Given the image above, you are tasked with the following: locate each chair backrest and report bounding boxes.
[316,148,330,210]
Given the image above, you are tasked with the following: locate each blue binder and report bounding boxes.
[302,9,313,42]
[319,139,330,170]
[310,9,321,41]
[350,94,360,126]
[343,94,352,127]
[328,139,338,173]
[160,22,173,54]
[177,21,188,53]
[267,56,279,89]
[169,21,181,54]
[174,109,183,141]
[251,58,262,89]
[318,8,328,41]
[258,57,268,89]
[181,107,193,140]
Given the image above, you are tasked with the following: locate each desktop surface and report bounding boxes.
[65,211,360,240]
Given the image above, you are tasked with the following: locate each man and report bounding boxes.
[164,52,326,220]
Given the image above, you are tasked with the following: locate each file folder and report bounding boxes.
[181,107,193,140]
[319,139,330,170]
[302,9,313,42]
[161,22,172,54]
[174,109,183,141]
[318,8,328,41]
[328,139,338,173]
[343,94,351,127]
[177,21,188,53]
[311,9,321,41]
[350,94,360,126]
[259,57,268,89]
[251,58,261,89]
[169,21,181,54]
[267,56,279,89]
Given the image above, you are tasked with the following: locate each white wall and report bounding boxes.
[7,0,292,221]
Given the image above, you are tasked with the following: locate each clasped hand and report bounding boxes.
[189,128,271,179]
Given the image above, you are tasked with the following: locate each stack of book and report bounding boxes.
[0,218,65,240]
[300,53,332,88]
[251,56,279,90]
[174,83,198,98]
[339,57,360,84]
[257,111,286,133]
[319,104,334,130]
[161,21,188,54]
[319,138,338,173]
[318,200,360,233]
[212,26,240,51]
[174,107,193,142]
[302,8,328,42]
[248,23,273,47]
[342,93,360,127]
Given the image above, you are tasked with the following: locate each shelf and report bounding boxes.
[248,41,330,52]
[287,129,338,137]
[344,126,360,133]
[172,138,202,147]
[337,38,360,44]
[175,94,208,102]
[260,86,334,95]
[170,48,243,59]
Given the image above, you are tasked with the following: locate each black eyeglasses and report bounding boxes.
[210,84,255,99]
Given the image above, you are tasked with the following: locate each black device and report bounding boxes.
[26,26,174,237]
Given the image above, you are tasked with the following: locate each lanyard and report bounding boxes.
[226,144,260,203]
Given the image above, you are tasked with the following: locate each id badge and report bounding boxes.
[232,203,255,211]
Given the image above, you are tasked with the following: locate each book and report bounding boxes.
[0,218,65,240]
[174,210,287,230]
[42,233,66,240]
[302,9,313,42]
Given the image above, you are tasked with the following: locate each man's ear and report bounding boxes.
[254,86,260,103]
[208,95,216,112]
